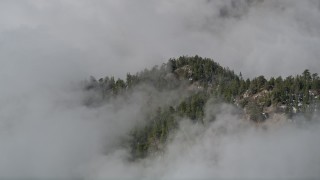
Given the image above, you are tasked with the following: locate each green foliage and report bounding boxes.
[249,76,267,94]
[247,102,264,122]
[130,107,178,159]
[177,92,208,122]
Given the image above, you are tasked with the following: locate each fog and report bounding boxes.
[0,0,320,179]
[84,104,320,179]
[1,0,320,78]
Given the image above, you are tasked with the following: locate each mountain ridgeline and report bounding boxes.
[85,56,320,159]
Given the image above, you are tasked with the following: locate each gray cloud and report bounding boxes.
[0,0,320,179]
[1,0,320,78]
[88,104,320,179]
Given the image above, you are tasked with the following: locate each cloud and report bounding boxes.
[88,104,320,179]
[0,79,146,178]
[1,0,320,78]
[0,0,320,179]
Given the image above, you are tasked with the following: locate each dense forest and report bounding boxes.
[85,55,320,159]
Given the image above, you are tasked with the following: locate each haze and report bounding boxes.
[0,0,320,179]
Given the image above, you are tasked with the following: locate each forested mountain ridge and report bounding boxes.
[85,55,320,159]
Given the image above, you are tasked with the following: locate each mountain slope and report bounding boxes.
[85,55,320,159]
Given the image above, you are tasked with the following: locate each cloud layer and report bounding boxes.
[88,105,320,179]
[0,0,320,179]
[1,0,320,78]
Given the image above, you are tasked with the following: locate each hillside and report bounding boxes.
[85,55,320,159]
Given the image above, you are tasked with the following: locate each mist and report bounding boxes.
[0,0,320,179]
[1,0,320,78]
[86,104,320,179]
